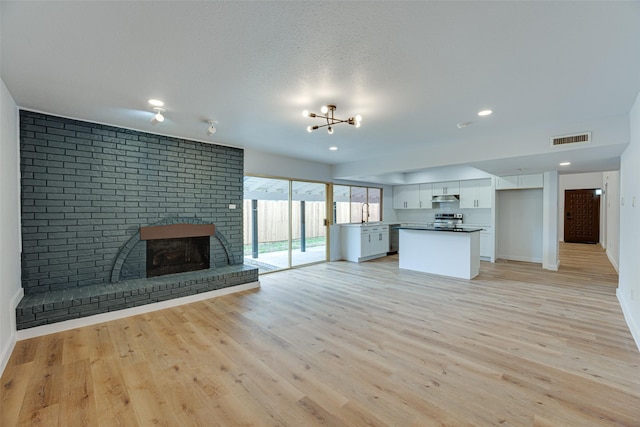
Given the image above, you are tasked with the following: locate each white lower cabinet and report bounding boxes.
[479,227,493,259]
[370,225,389,256]
[342,224,389,262]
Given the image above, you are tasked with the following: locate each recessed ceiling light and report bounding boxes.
[148,99,164,107]
[478,109,492,117]
[329,146,338,151]
[559,162,571,166]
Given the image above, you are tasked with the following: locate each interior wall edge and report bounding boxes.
[607,250,620,274]
[542,260,560,271]
[0,335,14,377]
[617,289,640,353]
[0,287,23,376]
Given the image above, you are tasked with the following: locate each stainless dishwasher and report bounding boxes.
[388,224,401,255]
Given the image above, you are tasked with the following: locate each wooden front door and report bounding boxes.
[564,189,600,244]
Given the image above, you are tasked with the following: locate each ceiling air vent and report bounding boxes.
[550,132,591,147]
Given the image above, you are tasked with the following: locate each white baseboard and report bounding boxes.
[606,249,620,273]
[497,254,543,264]
[617,288,640,353]
[0,341,11,377]
[543,261,560,271]
[1,287,24,376]
[15,281,260,341]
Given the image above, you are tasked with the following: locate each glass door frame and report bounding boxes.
[243,174,331,273]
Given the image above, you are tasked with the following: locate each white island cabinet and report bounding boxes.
[398,227,482,279]
[341,224,389,263]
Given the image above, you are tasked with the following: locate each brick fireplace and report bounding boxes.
[16,111,257,329]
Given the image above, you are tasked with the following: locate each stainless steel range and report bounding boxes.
[433,213,463,228]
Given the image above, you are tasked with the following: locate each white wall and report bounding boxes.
[244,148,333,182]
[557,172,604,242]
[603,171,620,271]
[618,90,640,352]
[496,189,544,263]
[542,171,559,270]
[0,78,23,374]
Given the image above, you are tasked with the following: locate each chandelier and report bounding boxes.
[302,105,362,134]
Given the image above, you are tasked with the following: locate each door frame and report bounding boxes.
[243,174,330,273]
[563,189,601,244]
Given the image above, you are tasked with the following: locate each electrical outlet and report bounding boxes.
[229,204,237,209]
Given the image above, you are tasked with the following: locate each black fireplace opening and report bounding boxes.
[146,236,210,278]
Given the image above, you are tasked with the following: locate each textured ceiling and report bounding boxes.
[2,1,640,183]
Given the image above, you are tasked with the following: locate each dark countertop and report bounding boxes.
[397,226,483,233]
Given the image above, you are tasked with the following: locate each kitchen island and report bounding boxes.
[398,226,483,279]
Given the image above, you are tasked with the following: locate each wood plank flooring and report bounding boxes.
[2,243,639,426]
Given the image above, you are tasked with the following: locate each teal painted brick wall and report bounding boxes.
[20,111,244,294]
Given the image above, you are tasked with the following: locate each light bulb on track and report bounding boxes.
[150,107,165,125]
[207,120,218,136]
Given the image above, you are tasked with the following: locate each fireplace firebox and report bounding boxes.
[146,236,210,277]
[140,223,216,278]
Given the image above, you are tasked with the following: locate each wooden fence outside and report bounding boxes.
[243,200,327,244]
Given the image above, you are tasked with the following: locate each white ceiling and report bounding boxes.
[2,1,640,184]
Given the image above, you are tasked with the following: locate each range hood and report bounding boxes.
[432,195,460,203]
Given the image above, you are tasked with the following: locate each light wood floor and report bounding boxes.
[2,243,639,426]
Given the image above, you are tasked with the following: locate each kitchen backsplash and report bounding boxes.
[392,205,491,225]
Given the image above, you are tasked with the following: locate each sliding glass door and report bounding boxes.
[243,176,328,273]
[243,177,290,273]
[291,181,326,267]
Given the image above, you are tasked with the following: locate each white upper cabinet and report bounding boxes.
[393,184,420,209]
[418,184,433,209]
[496,173,543,190]
[460,178,492,209]
[495,175,518,190]
[518,173,544,189]
[393,184,434,209]
[432,181,460,196]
